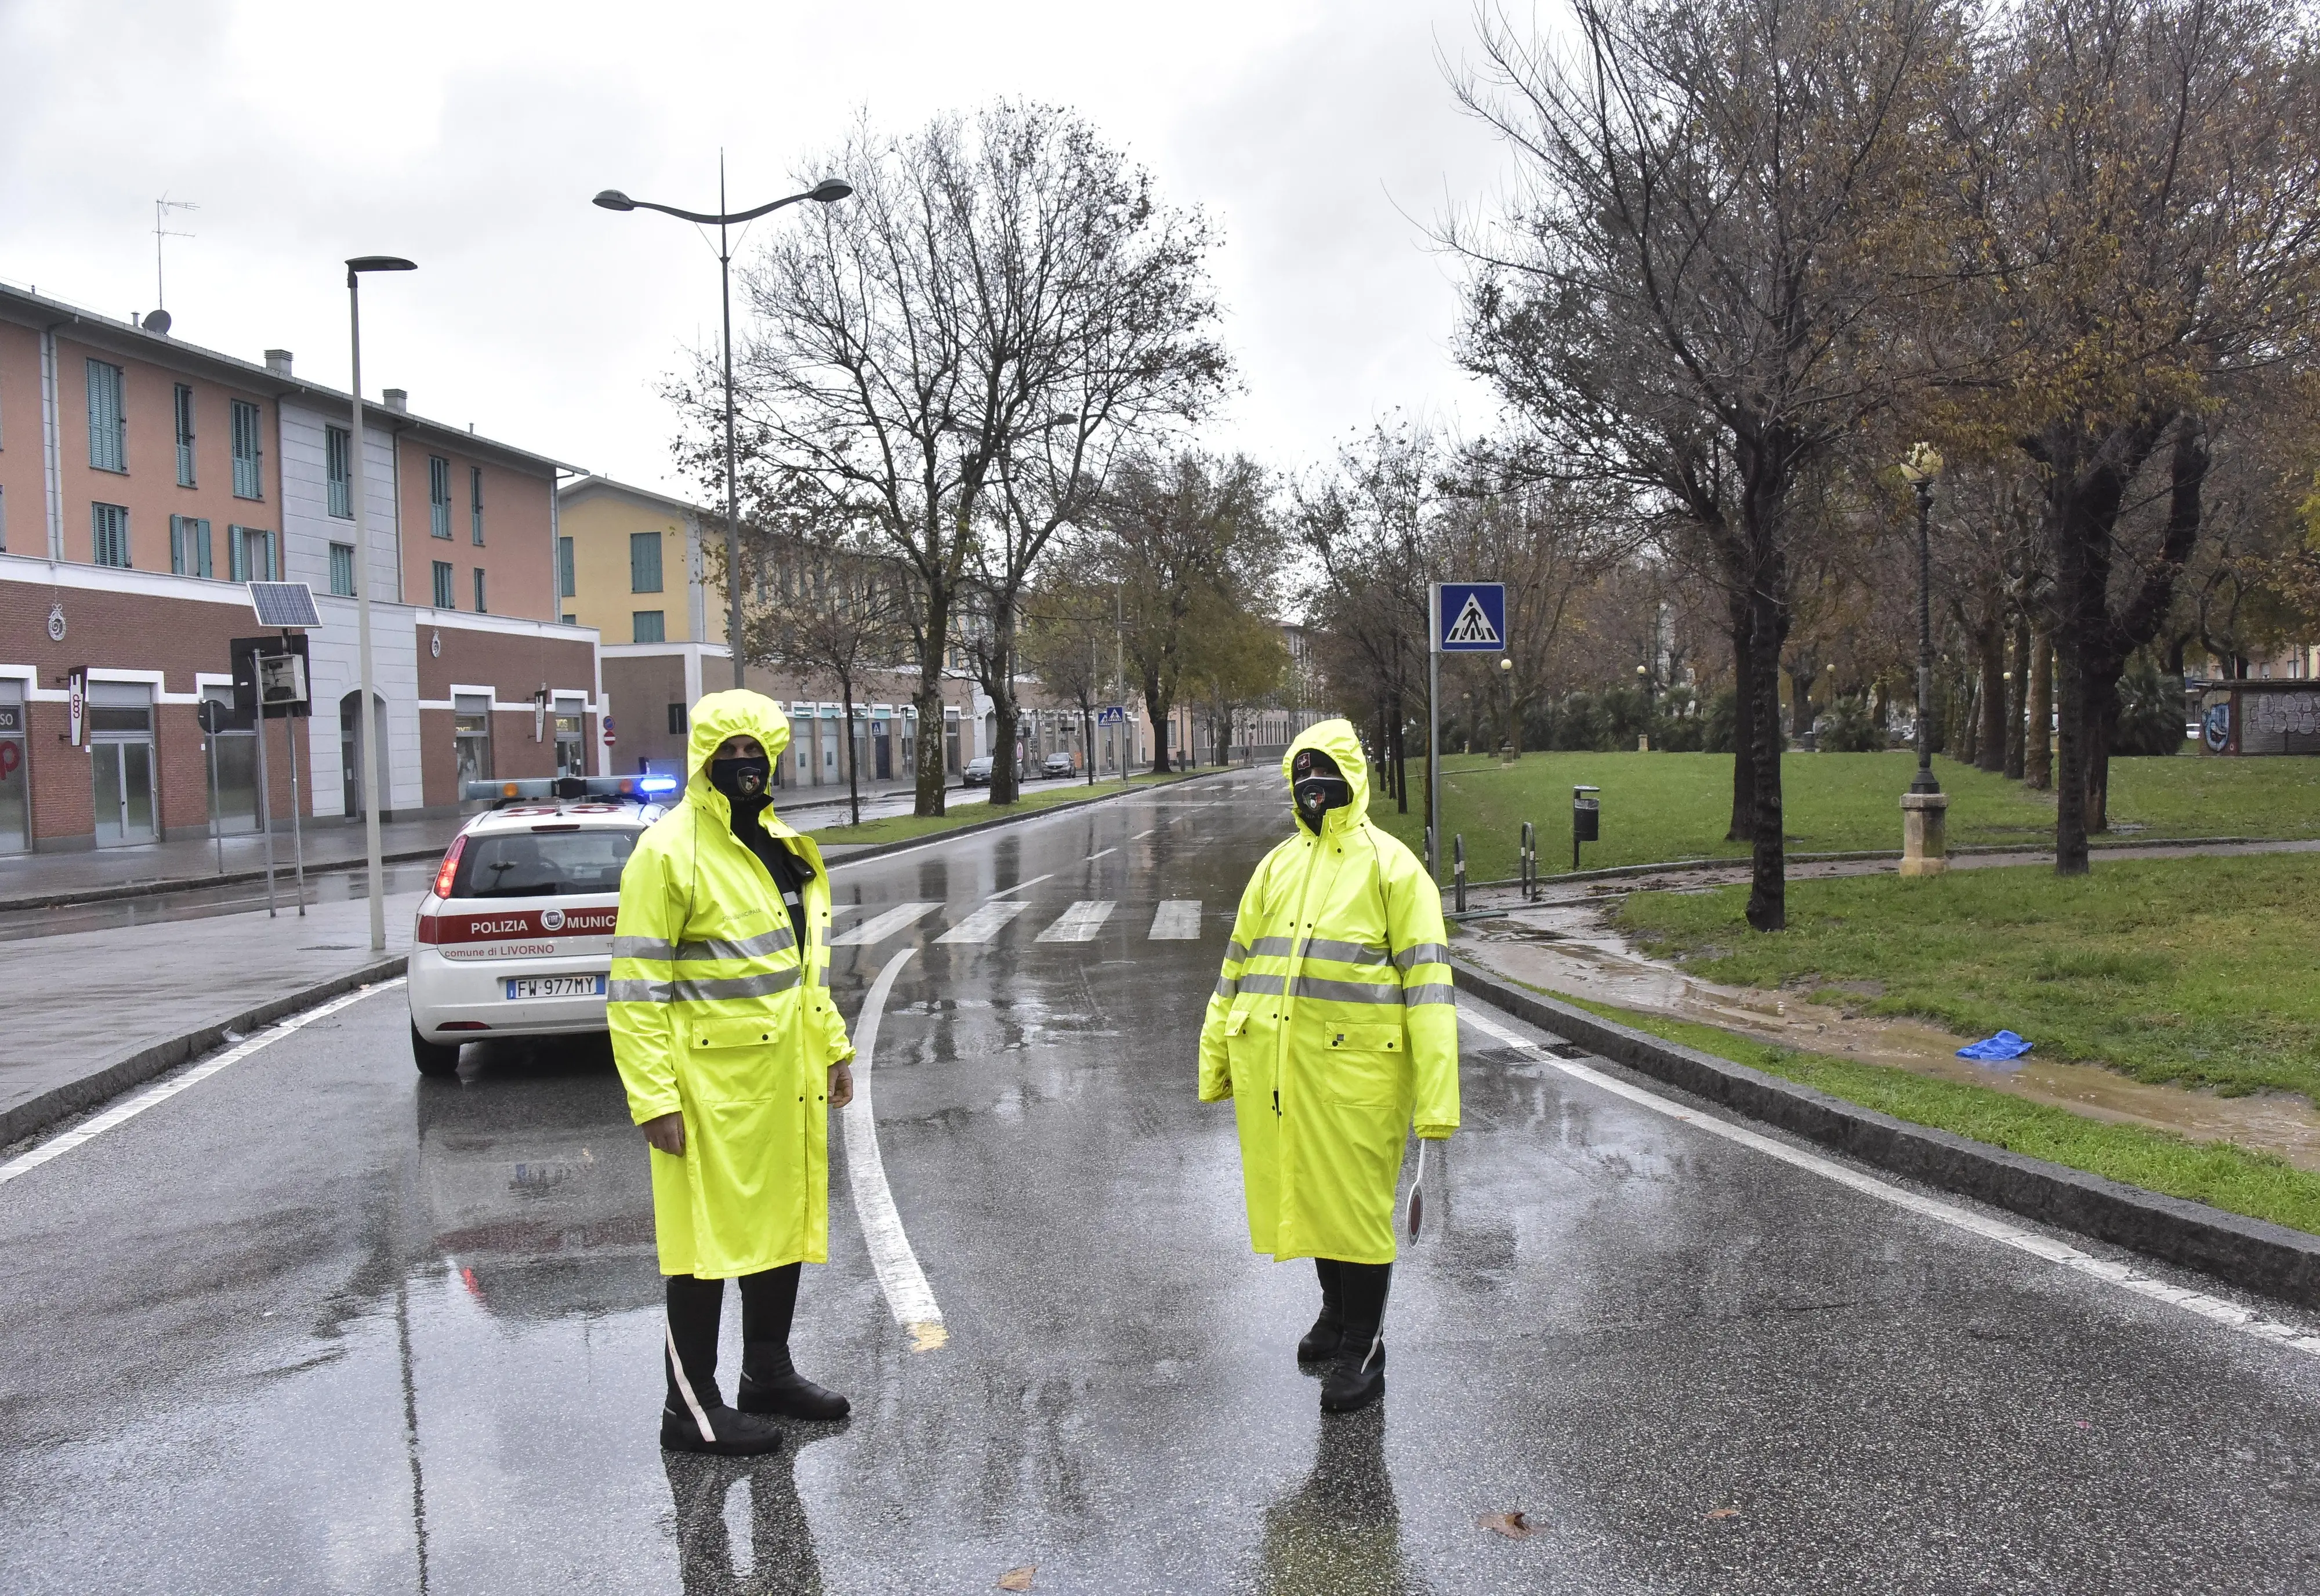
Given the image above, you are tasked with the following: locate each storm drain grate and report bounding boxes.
[1540,1041,1590,1060]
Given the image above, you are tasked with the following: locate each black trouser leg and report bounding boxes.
[738,1263,802,1383]
[1314,1256,1344,1317]
[665,1274,726,1417]
[1336,1261,1391,1362]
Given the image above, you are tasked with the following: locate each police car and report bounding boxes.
[407,774,678,1075]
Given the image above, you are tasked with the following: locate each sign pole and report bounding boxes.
[202,702,224,876]
[254,685,276,918]
[1427,583,1441,884]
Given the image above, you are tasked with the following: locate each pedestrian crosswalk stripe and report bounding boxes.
[831,901,941,946]
[1036,900,1115,942]
[936,901,1032,944]
[1149,901,1202,939]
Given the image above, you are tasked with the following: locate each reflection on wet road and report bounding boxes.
[4,769,2320,1593]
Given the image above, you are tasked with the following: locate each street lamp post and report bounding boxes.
[1897,442,1948,875]
[594,168,851,690]
[346,255,416,954]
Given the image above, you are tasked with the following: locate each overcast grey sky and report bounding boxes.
[1,0,1520,499]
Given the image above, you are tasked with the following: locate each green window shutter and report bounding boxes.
[87,361,125,472]
[473,567,487,612]
[433,560,454,608]
[192,518,212,578]
[230,402,263,498]
[93,503,129,567]
[630,532,663,593]
[329,543,356,597]
[326,427,352,518]
[175,386,196,486]
[430,458,451,538]
[170,513,186,575]
[557,535,575,598]
[632,610,665,643]
[470,467,484,545]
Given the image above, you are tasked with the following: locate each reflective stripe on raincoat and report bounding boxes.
[1197,717,1458,1264]
[610,689,854,1279]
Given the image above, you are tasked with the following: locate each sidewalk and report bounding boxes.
[0,815,465,911]
[0,888,420,1146]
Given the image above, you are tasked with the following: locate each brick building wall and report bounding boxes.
[414,615,597,807]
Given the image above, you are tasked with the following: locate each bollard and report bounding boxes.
[1520,821,1537,901]
[1453,833,1467,913]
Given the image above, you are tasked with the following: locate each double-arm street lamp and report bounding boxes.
[346,254,416,953]
[594,169,851,688]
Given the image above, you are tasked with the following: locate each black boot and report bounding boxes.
[736,1264,850,1422]
[1299,1258,1344,1364]
[1320,1262,1390,1413]
[661,1275,784,1456]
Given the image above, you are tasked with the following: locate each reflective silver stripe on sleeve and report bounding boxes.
[1237,973,1289,996]
[612,937,676,961]
[669,970,803,1003]
[1393,942,1452,970]
[1213,977,1239,1000]
[675,930,796,962]
[608,978,675,1003]
[1401,982,1458,1006]
[1301,937,1390,967]
[1248,937,1296,957]
[1225,940,1249,963]
[1289,975,1404,1004]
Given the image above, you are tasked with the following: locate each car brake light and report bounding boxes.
[432,835,467,899]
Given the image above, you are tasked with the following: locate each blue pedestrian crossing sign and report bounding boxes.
[1097,705,1128,725]
[1434,582,1506,652]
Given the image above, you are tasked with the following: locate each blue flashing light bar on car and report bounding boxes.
[462,775,670,806]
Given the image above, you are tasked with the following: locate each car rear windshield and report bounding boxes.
[452,828,640,899]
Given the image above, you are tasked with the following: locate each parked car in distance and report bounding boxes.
[963,755,995,786]
[1041,752,1076,778]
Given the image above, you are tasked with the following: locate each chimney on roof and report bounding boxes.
[383,389,408,414]
[264,349,293,376]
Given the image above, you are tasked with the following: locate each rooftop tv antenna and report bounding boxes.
[154,194,198,310]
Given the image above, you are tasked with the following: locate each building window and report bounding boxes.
[92,503,130,567]
[429,456,452,538]
[454,693,494,788]
[668,702,688,735]
[472,568,487,613]
[230,401,263,499]
[632,610,666,643]
[557,535,575,598]
[630,532,664,593]
[561,613,577,627]
[328,542,357,597]
[325,426,353,518]
[470,466,484,545]
[170,515,213,578]
[174,385,197,487]
[432,560,454,609]
[88,360,126,472]
[228,525,276,582]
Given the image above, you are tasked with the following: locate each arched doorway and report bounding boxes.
[339,691,392,819]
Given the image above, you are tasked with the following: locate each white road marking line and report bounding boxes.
[829,901,941,946]
[1148,900,1203,940]
[1455,1001,2320,1360]
[1133,828,1157,840]
[1035,900,1115,942]
[1084,847,1116,861]
[842,948,944,1349]
[0,981,401,1188]
[983,872,1055,903]
[936,901,1032,944]
[828,903,864,924]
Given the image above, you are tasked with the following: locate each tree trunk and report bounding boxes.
[1391,701,1409,814]
[2024,632,2052,789]
[2004,614,2029,779]
[911,581,953,819]
[1141,667,1172,775]
[1744,572,1790,931]
[1978,623,2007,774]
[840,683,861,829]
[1726,590,1756,843]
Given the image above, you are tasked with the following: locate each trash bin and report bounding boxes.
[1572,785,1600,870]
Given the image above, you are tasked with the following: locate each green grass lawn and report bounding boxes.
[1368,747,2320,882]
[1547,992,2320,1236]
[803,771,1195,849]
[1615,854,2320,1102]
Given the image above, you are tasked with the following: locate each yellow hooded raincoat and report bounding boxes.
[610,690,854,1279]
[1198,719,1459,1265]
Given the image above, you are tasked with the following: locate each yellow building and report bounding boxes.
[554,476,720,645]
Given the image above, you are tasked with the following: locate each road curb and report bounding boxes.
[818,771,1215,870]
[1449,959,2320,1311]
[0,956,408,1149]
[0,848,450,915]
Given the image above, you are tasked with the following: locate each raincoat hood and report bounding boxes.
[684,690,794,809]
[1281,719,1371,833]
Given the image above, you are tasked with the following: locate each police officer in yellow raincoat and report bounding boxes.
[1199,719,1459,1412]
[612,690,855,1455]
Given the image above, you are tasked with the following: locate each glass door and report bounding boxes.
[0,694,27,854]
[92,739,157,847]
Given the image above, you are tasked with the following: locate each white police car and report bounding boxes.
[407,774,678,1075]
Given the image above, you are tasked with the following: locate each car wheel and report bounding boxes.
[412,1025,463,1077]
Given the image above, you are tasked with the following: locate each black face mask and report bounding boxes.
[1291,748,1351,833]
[708,755,773,804]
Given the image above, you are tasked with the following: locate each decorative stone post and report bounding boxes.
[1899,790,1950,877]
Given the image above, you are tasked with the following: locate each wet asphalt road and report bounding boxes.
[4,771,2320,1594]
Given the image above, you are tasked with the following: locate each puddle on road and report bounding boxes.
[1456,894,2320,1171]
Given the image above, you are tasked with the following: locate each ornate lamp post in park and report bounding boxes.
[594,168,851,688]
[1897,441,1948,876]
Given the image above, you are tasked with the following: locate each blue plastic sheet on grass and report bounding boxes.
[1957,1030,2033,1062]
